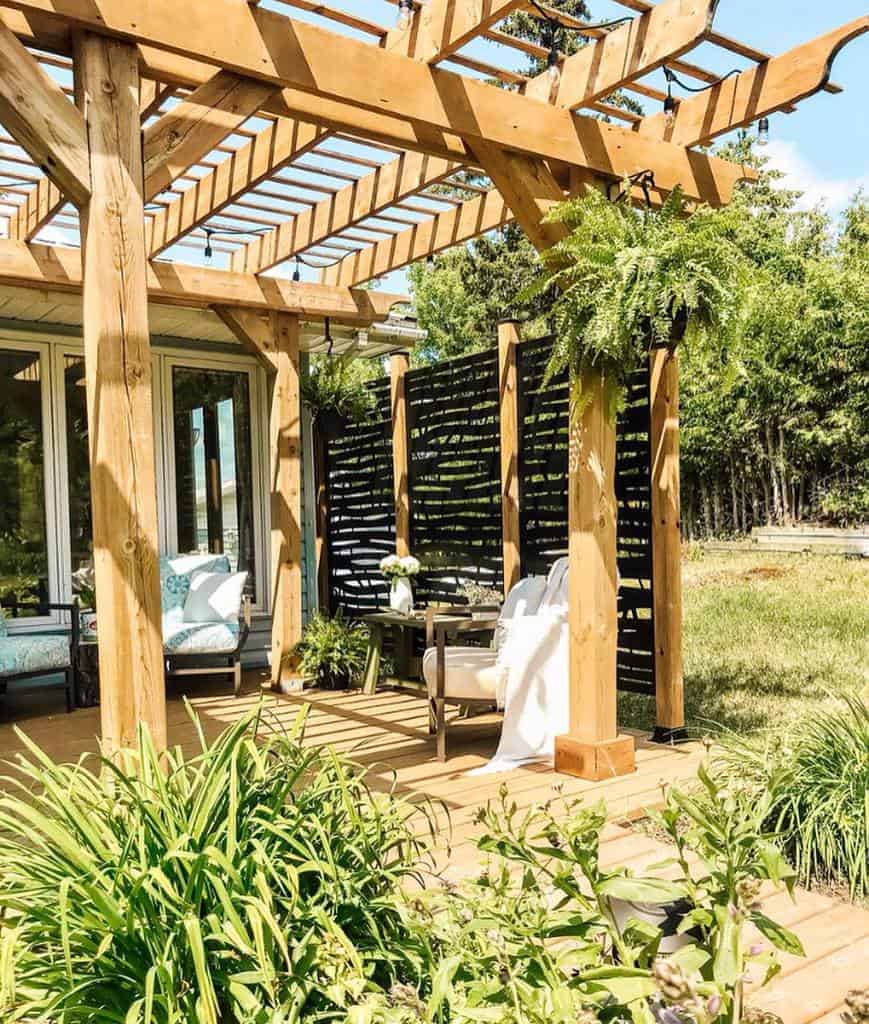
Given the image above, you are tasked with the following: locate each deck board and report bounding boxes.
[0,672,863,1021]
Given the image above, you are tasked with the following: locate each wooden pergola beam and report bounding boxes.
[3,0,754,205]
[0,237,408,323]
[147,117,325,256]
[525,0,716,107]
[7,176,63,241]
[231,149,460,275]
[142,69,275,199]
[386,0,527,61]
[638,17,869,147]
[0,21,89,205]
[321,188,511,287]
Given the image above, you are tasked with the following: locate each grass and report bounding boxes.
[620,549,869,737]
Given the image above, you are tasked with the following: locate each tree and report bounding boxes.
[407,225,548,364]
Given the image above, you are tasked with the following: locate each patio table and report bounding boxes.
[359,609,495,695]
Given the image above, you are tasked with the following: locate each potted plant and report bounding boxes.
[380,554,421,615]
[522,186,748,417]
[293,611,369,690]
[301,354,375,441]
[71,562,97,639]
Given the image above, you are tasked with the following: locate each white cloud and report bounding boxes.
[763,139,868,215]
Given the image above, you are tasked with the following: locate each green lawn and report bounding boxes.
[620,549,869,737]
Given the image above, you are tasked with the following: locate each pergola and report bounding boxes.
[0,0,862,776]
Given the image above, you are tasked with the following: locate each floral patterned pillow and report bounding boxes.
[0,610,7,638]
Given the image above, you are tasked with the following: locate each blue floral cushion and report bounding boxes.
[163,620,239,655]
[0,612,6,638]
[0,634,70,677]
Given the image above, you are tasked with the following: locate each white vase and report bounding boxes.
[389,576,414,615]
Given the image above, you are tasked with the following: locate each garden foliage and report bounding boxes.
[0,710,806,1024]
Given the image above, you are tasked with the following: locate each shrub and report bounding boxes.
[0,707,428,1023]
[0,713,804,1024]
[716,694,869,899]
[355,765,804,1024]
[294,611,369,689]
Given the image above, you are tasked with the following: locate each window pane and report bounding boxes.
[64,354,93,574]
[0,348,49,613]
[172,367,256,598]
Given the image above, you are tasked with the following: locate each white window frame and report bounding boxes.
[0,334,62,630]
[0,325,273,629]
[158,348,270,614]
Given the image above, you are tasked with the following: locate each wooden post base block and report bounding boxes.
[554,733,636,781]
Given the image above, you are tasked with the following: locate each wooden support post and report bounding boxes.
[391,353,411,557]
[553,369,636,781]
[473,145,635,781]
[498,319,521,597]
[313,424,331,614]
[649,347,686,742]
[74,32,166,753]
[269,312,302,686]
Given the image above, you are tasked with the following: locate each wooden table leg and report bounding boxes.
[395,625,413,681]
[362,622,382,695]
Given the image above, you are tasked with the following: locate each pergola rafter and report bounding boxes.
[0,0,859,769]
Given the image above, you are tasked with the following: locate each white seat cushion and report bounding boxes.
[422,646,499,702]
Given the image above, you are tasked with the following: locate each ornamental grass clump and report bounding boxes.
[0,705,429,1023]
[716,693,869,900]
[521,187,749,417]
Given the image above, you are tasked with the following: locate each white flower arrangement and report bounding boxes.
[379,554,421,580]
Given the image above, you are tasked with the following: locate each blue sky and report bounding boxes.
[282,0,866,294]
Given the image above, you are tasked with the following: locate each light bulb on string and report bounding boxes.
[757,117,770,147]
[292,257,301,282]
[547,45,562,87]
[396,0,413,29]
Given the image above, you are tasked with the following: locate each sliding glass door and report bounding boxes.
[166,361,261,601]
[0,343,54,617]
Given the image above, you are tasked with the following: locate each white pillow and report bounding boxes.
[183,571,247,623]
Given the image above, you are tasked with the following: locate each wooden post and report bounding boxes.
[474,144,634,781]
[649,346,685,741]
[74,32,167,753]
[270,312,303,685]
[554,369,636,781]
[313,424,331,613]
[390,353,411,557]
[498,319,521,597]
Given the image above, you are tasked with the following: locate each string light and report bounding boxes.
[526,0,633,90]
[292,257,302,282]
[324,317,334,356]
[661,66,740,124]
[396,0,413,29]
[204,228,213,260]
[757,116,770,146]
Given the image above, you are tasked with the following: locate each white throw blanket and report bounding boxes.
[469,606,569,775]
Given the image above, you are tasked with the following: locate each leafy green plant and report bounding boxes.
[294,611,369,689]
[716,693,869,899]
[521,187,748,417]
[301,354,376,430]
[0,705,430,1023]
[354,763,804,1024]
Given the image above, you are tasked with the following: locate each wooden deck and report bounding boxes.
[1,672,865,1022]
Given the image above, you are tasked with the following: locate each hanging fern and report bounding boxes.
[521,186,750,419]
